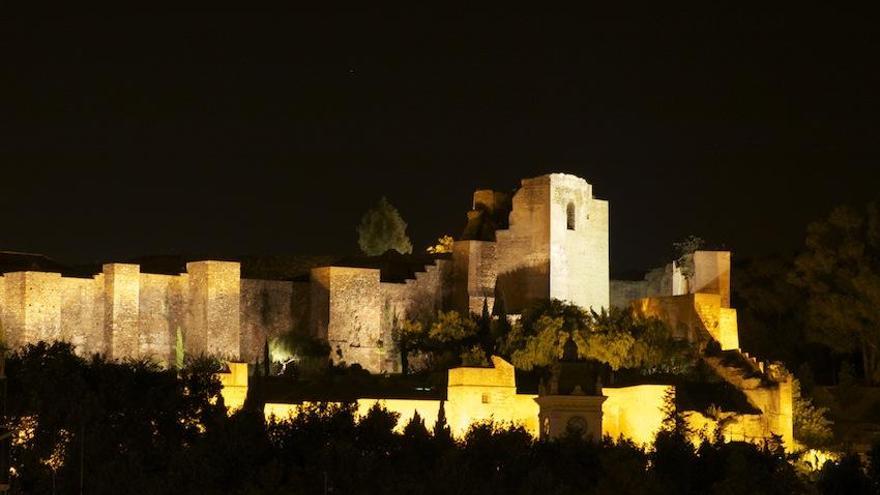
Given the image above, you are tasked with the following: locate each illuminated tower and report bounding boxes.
[494,173,609,312]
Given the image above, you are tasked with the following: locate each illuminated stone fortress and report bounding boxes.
[0,172,793,447]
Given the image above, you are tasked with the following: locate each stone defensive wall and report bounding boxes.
[1,261,249,363]
[610,250,731,309]
[633,293,739,351]
[611,250,738,350]
[262,356,672,445]
[0,256,452,372]
[451,240,497,314]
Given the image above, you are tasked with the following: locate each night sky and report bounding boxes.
[2,7,878,275]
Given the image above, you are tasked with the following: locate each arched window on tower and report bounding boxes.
[566,202,576,230]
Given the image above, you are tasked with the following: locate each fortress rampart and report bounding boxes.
[1,172,794,450]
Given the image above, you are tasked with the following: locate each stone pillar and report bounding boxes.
[2,271,62,349]
[186,261,241,360]
[103,263,140,359]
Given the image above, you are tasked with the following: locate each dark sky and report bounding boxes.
[2,7,878,274]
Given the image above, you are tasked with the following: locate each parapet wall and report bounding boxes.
[264,357,542,438]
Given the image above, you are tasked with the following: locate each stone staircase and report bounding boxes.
[702,349,794,447]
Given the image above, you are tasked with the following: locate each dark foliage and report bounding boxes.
[6,342,855,494]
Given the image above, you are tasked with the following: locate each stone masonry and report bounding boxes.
[0,171,795,449]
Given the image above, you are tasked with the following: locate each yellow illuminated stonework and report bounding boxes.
[264,357,543,437]
[0,173,794,452]
[258,357,675,443]
[603,385,671,446]
[217,362,248,413]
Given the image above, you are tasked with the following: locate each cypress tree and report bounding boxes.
[175,326,185,370]
[357,197,413,256]
[491,293,511,342]
[433,400,453,446]
[263,338,271,377]
[479,297,493,356]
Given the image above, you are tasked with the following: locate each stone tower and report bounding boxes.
[494,173,609,312]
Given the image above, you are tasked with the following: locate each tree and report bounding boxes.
[432,401,453,446]
[426,234,455,254]
[504,301,696,374]
[792,379,834,449]
[402,411,428,439]
[5,342,227,494]
[477,298,493,356]
[426,311,480,369]
[673,235,705,279]
[503,300,591,369]
[509,315,572,370]
[490,294,512,345]
[459,345,489,366]
[735,255,812,370]
[392,318,426,375]
[650,389,697,493]
[790,202,880,384]
[268,331,330,377]
[175,326,185,370]
[867,441,880,492]
[357,196,413,256]
[818,453,872,494]
[584,308,696,375]
[263,338,271,377]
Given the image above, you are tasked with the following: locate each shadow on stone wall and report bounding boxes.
[495,262,550,313]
